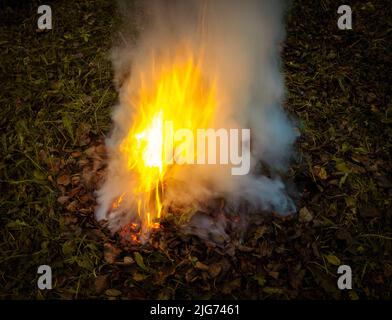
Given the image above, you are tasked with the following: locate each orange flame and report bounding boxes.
[118,47,217,237]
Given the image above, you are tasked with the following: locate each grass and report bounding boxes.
[0,0,117,299]
[0,0,391,299]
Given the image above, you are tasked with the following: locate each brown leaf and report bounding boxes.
[85,146,96,157]
[69,186,82,197]
[71,151,82,158]
[195,261,209,271]
[57,196,70,205]
[185,269,198,283]
[299,207,313,223]
[268,271,279,280]
[123,256,135,265]
[132,273,148,282]
[38,149,47,162]
[94,275,109,294]
[79,194,92,203]
[95,144,106,155]
[57,174,71,186]
[105,289,121,297]
[92,158,104,171]
[61,214,78,226]
[104,243,121,264]
[76,123,91,147]
[78,158,89,167]
[71,175,81,186]
[49,158,61,173]
[208,263,222,278]
[313,165,328,180]
[237,244,254,252]
[82,166,93,186]
[66,200,78,212]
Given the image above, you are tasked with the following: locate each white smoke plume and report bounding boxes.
[95,0,297,239]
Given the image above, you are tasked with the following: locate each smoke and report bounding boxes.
[95,0,297,240]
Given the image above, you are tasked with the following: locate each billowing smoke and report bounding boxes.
[95,0,297,241]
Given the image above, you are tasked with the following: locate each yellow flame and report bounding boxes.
[112,193,125,210]
[119,49,217,233]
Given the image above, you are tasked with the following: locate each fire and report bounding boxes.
[119,223,140,244]
[112,193,125,210]
[118,48,217,237]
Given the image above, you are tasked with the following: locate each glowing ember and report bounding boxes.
[119,223,140,244]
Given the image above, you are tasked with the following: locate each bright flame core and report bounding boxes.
[118,51,217,234]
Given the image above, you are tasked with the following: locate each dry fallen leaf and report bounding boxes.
[104,243,121,264]
[268,271,279,280]
[85,146,97,157]
[95,144,106,155]
[94,275,109,294]
[68,186,82,197]
[208,263,222,278]
[57,174,71,186]
[76,123,91,147]
[133,272,148,282]
[195,261,209,271]
[71,175,81,186]
[313,165,328,180]
[105,289,121,297]
[123,256,134,265]
[71,151,82,158]
[79,194,92,203]
[299,207,313,223]
[49,158,61,173]
[66,200,78,212]
[57,196,70,205]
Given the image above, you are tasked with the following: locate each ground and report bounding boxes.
[0,0,391,299]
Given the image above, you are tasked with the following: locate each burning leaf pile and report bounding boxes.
[95,0,297,243]
[107,53,217,241]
